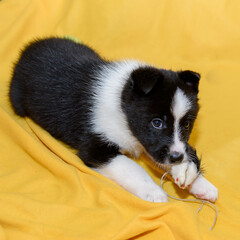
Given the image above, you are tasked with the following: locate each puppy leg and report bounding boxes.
[189,174,218,202]
[95,155,168,202]
[170,162,218,202]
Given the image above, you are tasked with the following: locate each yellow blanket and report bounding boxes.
[0,0,240,239]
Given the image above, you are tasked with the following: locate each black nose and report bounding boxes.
[169,152,184,162]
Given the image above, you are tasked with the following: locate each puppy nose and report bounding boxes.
[169,151,184,162]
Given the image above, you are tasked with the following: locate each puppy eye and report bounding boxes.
[151,118,164,129]
[184,121,190,129]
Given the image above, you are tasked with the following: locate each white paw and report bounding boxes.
[189,175,218,202]
[135,184,168,202]
[171,161,199,189]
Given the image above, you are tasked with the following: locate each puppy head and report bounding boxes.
[122,66,200,169]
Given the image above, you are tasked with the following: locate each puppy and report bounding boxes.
[9,38,218,202]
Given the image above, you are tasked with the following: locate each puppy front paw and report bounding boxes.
[170,161,199,189]
[135,184,168,203]
[189,175,218,202]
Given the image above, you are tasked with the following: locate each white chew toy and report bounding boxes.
[160,172,218,230]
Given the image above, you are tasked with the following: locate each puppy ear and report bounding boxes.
[131,67,162,95]
[178,70,200,93]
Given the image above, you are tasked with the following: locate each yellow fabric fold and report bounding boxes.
[0,0,240,239]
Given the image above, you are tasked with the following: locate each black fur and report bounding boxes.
[9,37,200,170]
[9,38,119,167]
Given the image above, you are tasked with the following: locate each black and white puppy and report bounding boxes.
[9,38,218,202]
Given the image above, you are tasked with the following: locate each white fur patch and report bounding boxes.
[95,155,168,202]
[189,175,218,202]
[91,61,146,157]
[170,88,191,155]
[170,161,199,188]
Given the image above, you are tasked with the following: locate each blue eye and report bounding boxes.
[151,118,164,129]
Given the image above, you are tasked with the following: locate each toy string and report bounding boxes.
[160,172,218,230]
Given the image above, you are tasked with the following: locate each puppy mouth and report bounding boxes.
[144,145,200,172]
[144,151,178,171]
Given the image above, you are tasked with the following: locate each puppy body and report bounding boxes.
[9,38,218,202]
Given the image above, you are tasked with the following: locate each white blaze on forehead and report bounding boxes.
[172,88,191,120]
[170,88,191,154]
